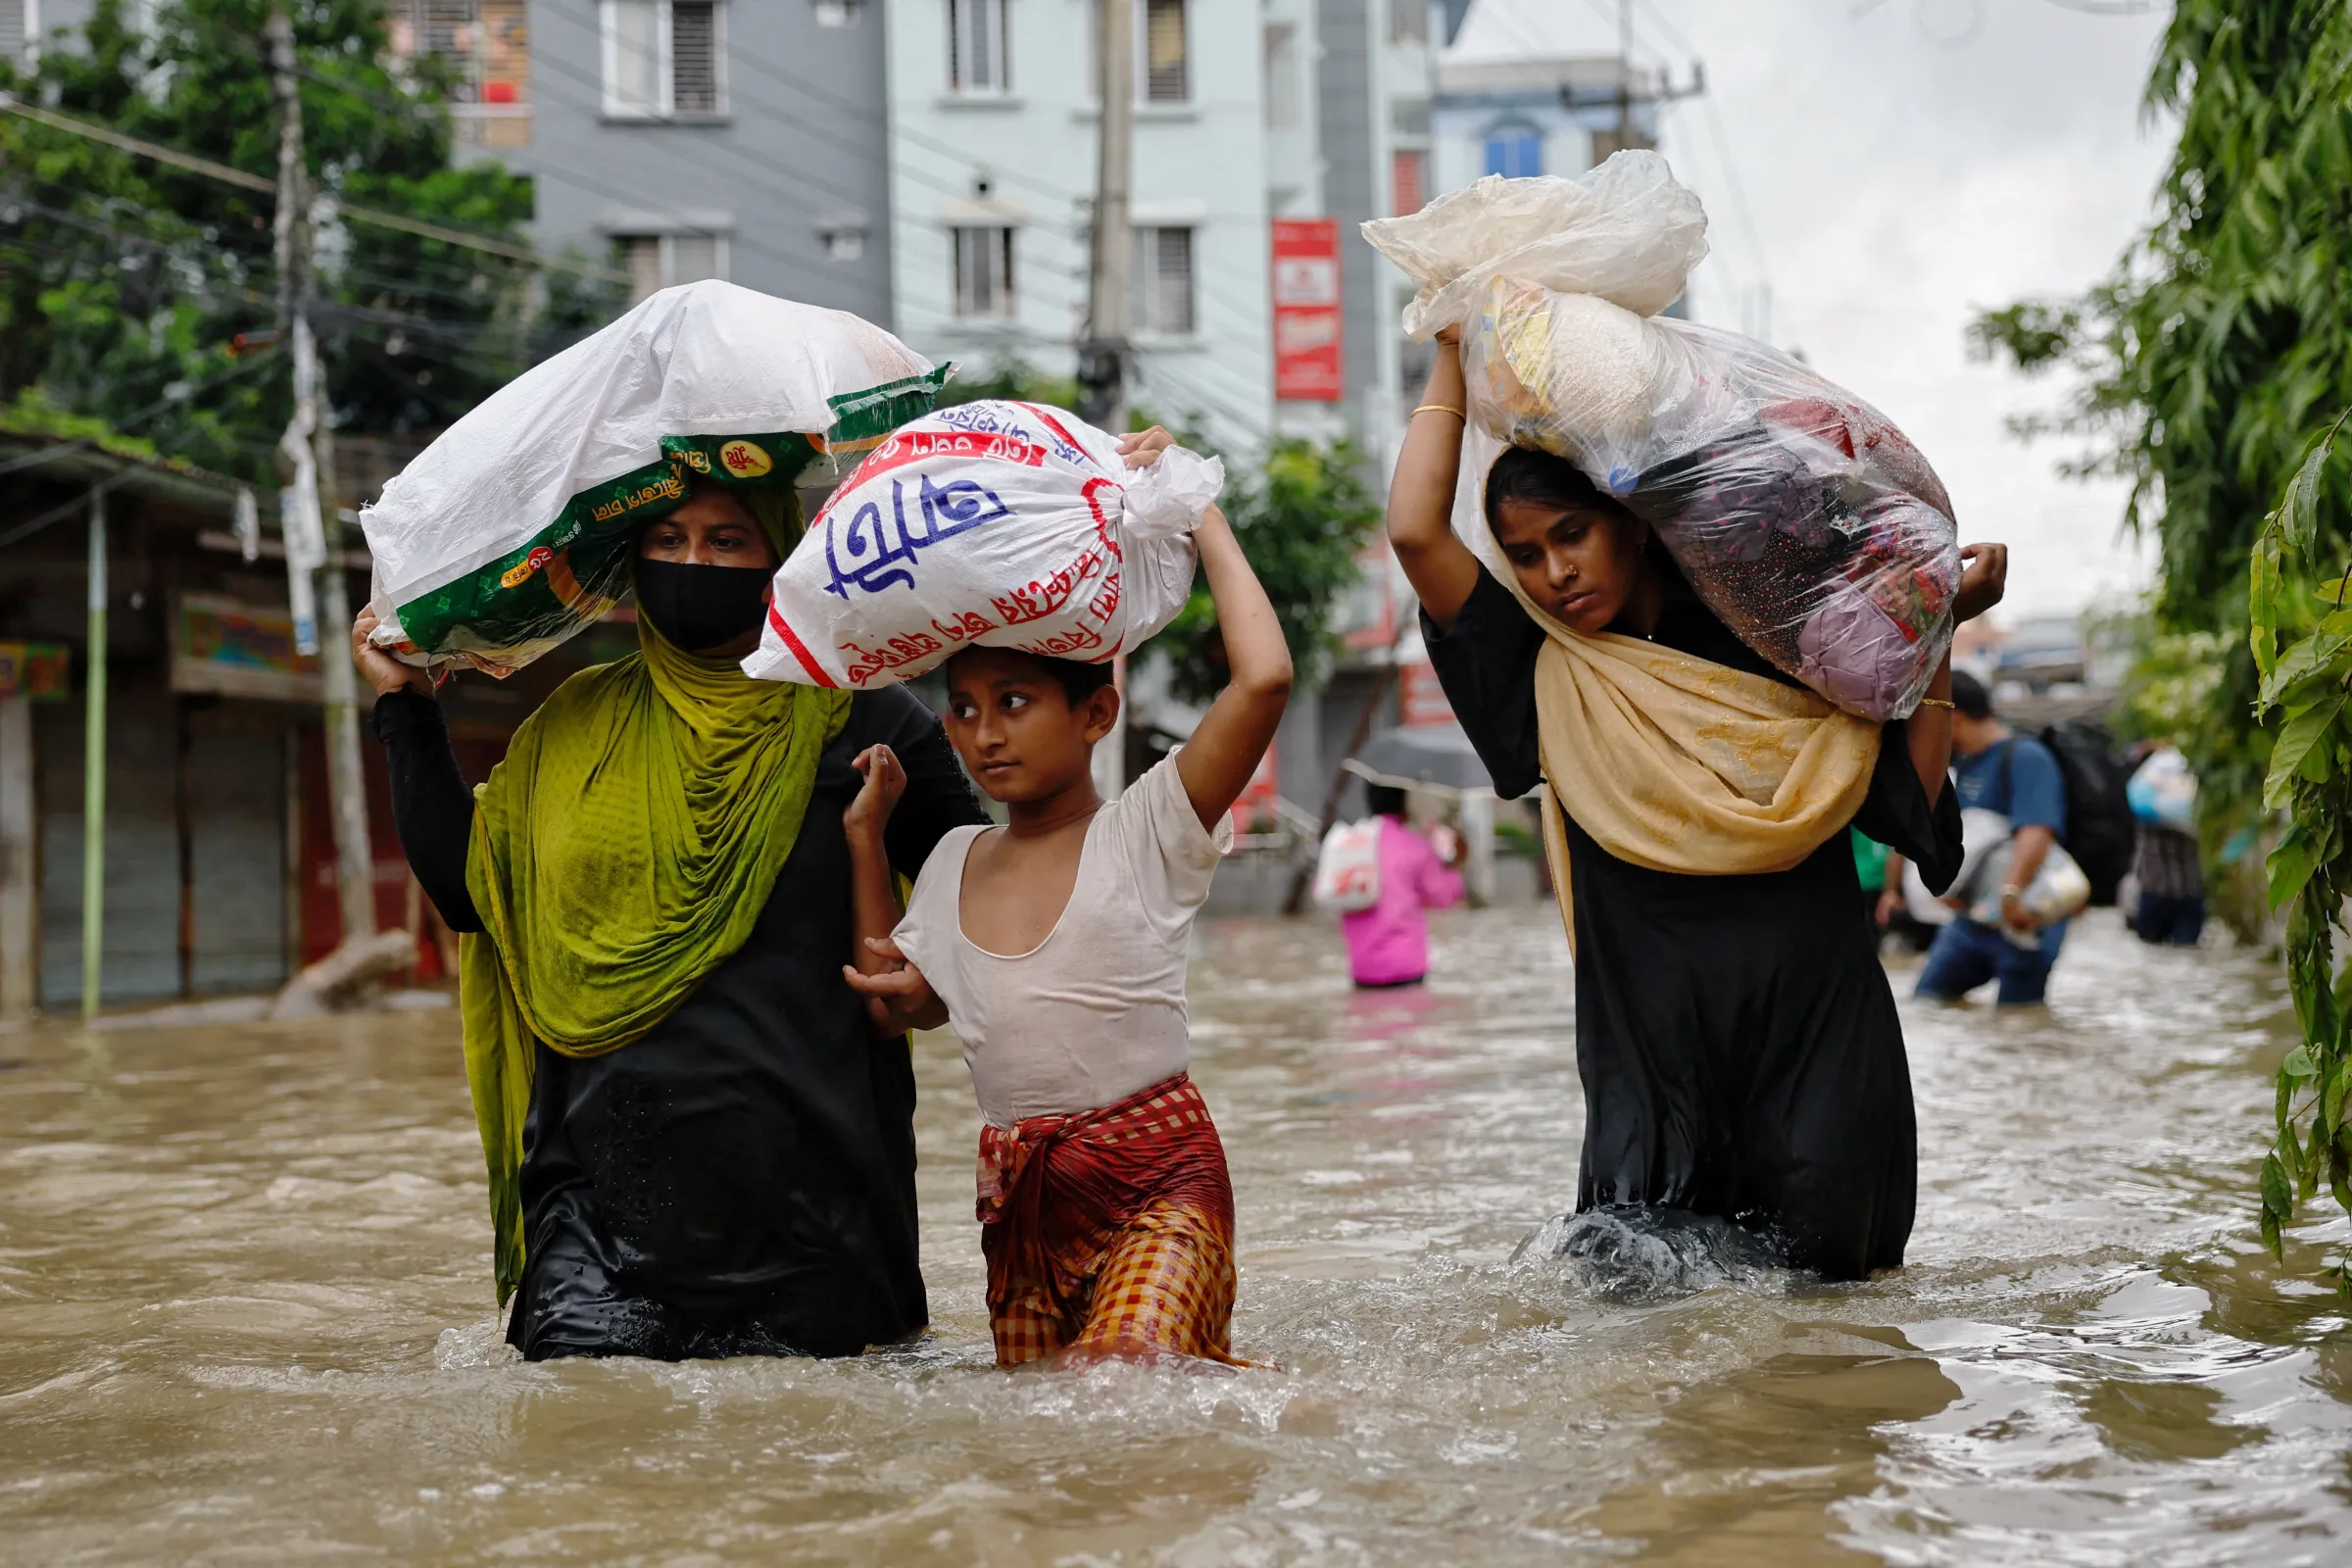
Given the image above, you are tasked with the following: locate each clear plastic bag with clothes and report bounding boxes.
[1364,153,1960,723]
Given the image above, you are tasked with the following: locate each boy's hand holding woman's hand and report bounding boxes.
[843,935,942,1035]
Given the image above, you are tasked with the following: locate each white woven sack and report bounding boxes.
[745,400,1221,689]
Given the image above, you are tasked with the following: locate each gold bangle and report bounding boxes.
[1917,696,1955,710]
[1411,403,1465,420]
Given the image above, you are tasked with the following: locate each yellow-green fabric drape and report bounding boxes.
[1480,568,1881,955]
[458,613,850,1303]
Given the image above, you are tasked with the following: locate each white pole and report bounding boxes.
[80,488,107,1017]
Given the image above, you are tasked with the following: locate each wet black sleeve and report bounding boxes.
[863,684,991,880]
[370,688,484,933]
[1852,717,1966,895]
[1420,567,1546,800]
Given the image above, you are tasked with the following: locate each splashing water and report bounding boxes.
[1510,1207,1782,1300]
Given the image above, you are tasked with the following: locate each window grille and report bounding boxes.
[1135,226,1195,335]
[953,226,1017,317]
[1145,0,1187,103]
[670,1,719,113]
[948,0,1009,93]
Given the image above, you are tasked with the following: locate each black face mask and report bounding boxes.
[634,558,772,653]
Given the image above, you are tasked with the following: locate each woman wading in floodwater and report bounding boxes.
[353,482,987,1359]
[1387,329,2005,1278]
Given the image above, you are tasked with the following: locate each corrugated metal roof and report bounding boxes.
[0,422,246,517]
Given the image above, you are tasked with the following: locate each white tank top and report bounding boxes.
[892,756,1231,1127]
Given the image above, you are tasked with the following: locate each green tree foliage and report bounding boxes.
[1970,0,2352,907]
[0,0,614,480]
[932,361,1383,699]
[2245,409,2352,1287]
[1156,439,1384,702]
[932,359,1083,411]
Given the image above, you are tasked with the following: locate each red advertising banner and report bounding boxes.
[1271,219,1343,402]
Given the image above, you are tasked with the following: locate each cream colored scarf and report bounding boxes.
[1527,616,1882,952]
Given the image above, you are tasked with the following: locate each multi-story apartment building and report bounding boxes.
[409,0,898,325]
[1430,0,1659,200]
[880,0,1277,457]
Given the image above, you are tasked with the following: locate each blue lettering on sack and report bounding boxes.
[823,472,1015,599]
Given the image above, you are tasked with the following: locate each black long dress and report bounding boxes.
[1424,569,1964,1279]
[374,683,988,1359]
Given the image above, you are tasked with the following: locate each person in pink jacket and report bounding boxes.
[1342,785,1468,988]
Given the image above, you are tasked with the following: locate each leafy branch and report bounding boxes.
[2248,404,2352,1284]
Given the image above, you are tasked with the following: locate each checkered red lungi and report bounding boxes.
[977,1072,1241,1367]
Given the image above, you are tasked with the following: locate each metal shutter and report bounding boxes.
[186,704,286,995]
[36,692,182,1008]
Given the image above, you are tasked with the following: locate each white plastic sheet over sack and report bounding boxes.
[745,400,1221,689]
[1363,153,1961,723]
[361,280,948,674]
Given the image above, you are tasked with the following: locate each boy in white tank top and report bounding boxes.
[840,426,1292,1366]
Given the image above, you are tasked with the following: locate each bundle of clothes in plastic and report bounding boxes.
[1365,152,1960,723]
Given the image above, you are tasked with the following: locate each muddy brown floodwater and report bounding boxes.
[4,907,2350,1564]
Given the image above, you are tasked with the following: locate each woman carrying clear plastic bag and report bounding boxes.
[1386,328,2008,1279]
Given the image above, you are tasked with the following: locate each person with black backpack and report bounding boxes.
[1901,671,2073,1005]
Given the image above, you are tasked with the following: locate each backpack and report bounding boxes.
[1311,819,1385,914]
[2031,719,2135,906]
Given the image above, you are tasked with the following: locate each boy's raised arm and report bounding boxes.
[1387,328,1484,631]
[1173,506,1294,831]
[841,745,950,1034]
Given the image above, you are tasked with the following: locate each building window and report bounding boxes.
[602,0,728,119]
[389,1,535,149]
[811,0,858,24]
[953,225,1016,318]
[1263,23,1297,129]
[1135,226,1195,335]
[820,223,868,263]
[1145,0,1188,103]
[1483,126,1543,178]
[1388,0,1425,45]
[948,0,1009,94]
[618,232,729,303]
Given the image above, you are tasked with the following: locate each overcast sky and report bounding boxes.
[1448,0,2177,623]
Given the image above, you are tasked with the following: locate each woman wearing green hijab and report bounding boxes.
[353,482,987,1360]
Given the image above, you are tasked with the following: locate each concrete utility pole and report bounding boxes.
[270,5,375,945]
[1079,0,1134,433]
[80,486,106,1018]
[1082,0,1136,801]
[1618,0,1635,142]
